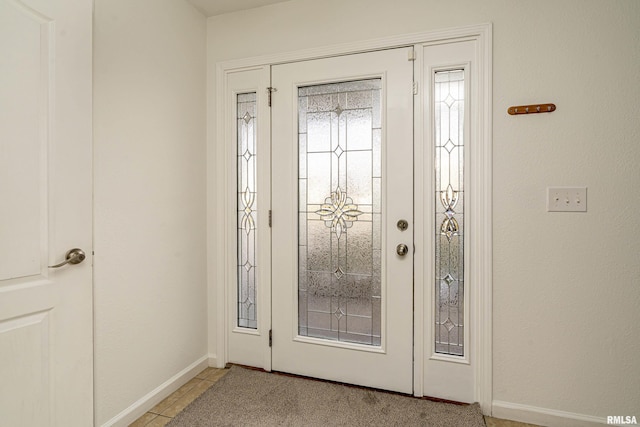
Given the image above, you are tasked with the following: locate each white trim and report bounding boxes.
[429,353,471,365]
[492,401,607,427]
[213,22,492,409]
[293,336,387,354]
[412,44,426,399]
[99,355,209,427]
[207,353,217,367]
[232,327,261,336]
[216,23,492,70]
[474,24,493,414]
[214,62,227,369]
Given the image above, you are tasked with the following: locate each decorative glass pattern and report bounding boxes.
[298,79,382,346]
[435,70,465,356]
[315,187,363,240]
[237,92,257,329]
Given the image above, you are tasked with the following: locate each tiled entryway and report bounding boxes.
[129,367,540,427]
[129,367,228,427]
[485,418,540,427]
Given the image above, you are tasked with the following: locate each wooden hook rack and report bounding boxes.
[508,103,556,115]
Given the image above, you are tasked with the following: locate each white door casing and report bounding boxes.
[271,48,414,393]
[215,24,492,410]
[0,0,93,425]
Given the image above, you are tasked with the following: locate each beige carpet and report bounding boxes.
[167,366,486,426]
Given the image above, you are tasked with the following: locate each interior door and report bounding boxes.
[0,0,93,425]
[271,48,414,393]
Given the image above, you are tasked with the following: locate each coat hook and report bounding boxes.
[508,103,556,115]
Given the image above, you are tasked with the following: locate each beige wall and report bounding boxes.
[93,0,207,424]
[207,0,640,422]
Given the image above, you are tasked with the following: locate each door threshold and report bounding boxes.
[226,363,468,405]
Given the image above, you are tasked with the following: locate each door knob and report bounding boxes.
[396,244,409,256]
[49,248,86,268]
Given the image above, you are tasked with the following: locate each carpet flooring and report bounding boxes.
[167,366,486,426]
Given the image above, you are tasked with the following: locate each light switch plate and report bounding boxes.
[547,187,587,212]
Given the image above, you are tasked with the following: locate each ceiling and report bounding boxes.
[186,0,292,17]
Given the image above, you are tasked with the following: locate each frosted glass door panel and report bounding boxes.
[434,70,465,356]
[298,80,382,346]
[237,93,257,329]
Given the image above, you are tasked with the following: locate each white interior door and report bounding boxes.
[0,0,93,425]
[271,48,414,393]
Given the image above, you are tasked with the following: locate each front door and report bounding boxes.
[271,48,414,393]
[0,0,93,425]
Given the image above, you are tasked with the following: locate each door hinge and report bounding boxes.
[267,87,277,107]
[268,210,272,227]
[408,48,416,61]
[269,329,272,347]
[413,81,419,95]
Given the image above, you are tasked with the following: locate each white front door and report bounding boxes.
[0,0,93,425]
[271,48,414,393]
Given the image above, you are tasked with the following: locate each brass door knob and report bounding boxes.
[396,244,409,256]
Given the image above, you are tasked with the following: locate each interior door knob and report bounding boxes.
[49,248,86,268]
[396,244,409,256]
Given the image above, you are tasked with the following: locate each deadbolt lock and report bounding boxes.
[397,219,409,231]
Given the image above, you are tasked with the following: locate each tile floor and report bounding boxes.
[129,367,228,427]
[129,367,541,427]
[485,418,541,427]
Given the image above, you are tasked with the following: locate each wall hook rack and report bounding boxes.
[508,103,556,115]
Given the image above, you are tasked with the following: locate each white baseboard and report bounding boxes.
[492,400,606,426]
[101,355,210,427]
[208,353,220,368]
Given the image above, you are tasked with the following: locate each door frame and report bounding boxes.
[212,23,493,413]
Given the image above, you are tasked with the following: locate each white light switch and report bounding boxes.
[547,187,587,212]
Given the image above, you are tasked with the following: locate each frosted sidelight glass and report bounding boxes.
[298,79,382,346]
[434,70,465,356]
[237,92,257,329]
